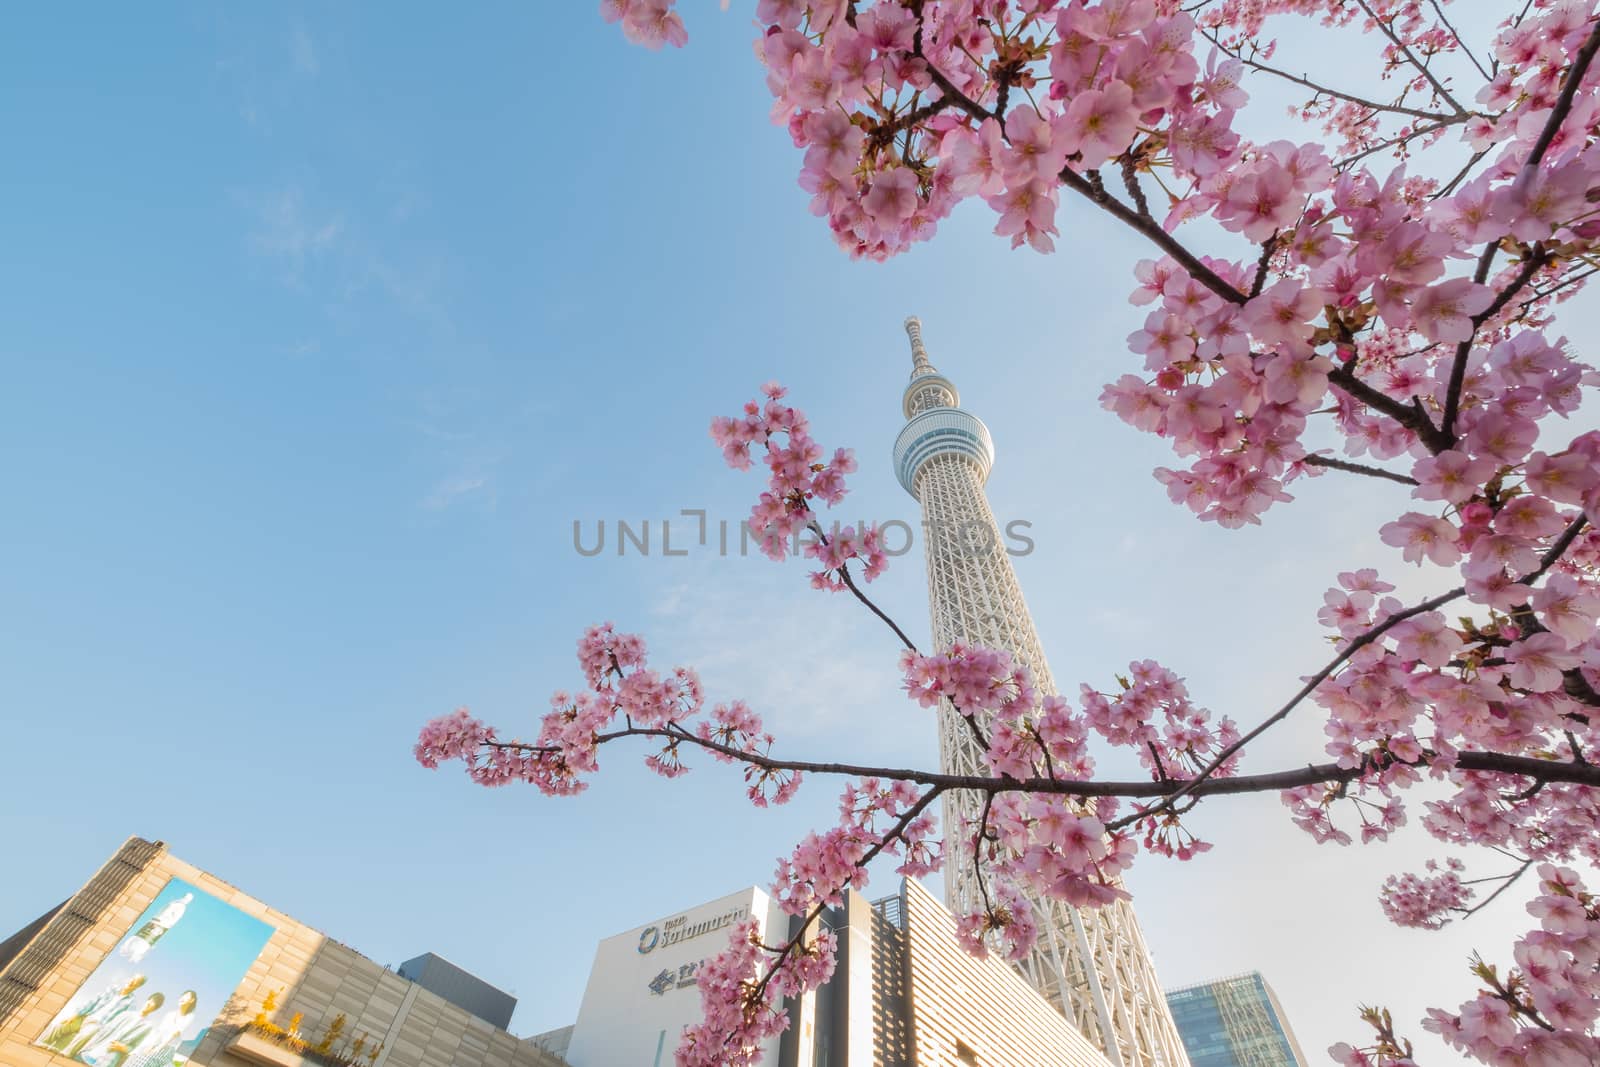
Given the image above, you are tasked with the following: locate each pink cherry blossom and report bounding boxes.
[1380,513,1462,567]
[500,8,1600,1062]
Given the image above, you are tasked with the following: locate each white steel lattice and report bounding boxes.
[893,319,1191,1067]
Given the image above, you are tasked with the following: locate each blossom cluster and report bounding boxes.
[1080,659,1242,782]
[710,382,886,588]
[416,624,802,804]
[1419,865,1600,1065]
[902,646,1242,952]
[1380,858,1474,930]
[674,917,835,1067]
[1289,489,1600,859]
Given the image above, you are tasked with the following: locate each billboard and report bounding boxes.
[36,877,274,1067]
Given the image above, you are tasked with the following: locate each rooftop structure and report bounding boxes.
[396,953,516,1031]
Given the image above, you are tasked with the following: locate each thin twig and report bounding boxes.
[1203,25,1459,122]
[1458,859,1536,919]
[1354,0,1467,115]
[1426,0,1492,82]
[839,558,920,652]
[1302,454,1420,486]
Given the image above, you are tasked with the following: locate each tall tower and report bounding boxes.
[891,317,1190,1067]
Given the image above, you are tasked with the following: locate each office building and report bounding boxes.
[1165,973,1309,1067]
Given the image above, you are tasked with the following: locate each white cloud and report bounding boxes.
[423,473,490,511]
[243,185,342,284]
[290,21,319,77]
[644,559,931,762]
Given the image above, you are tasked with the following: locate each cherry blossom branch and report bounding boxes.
[840,557,920,651]
[1434,147,1491,199]
[1328,361,1450,451]
[868,97,953,151]
[1563,668,1600,710]
[747,784,943,998]
[1302,454,1420,486]
[969,791,998,915]
[1130,513,1587,823]
[1474,244,1552,328]
[811,521,920,652]
[1440,241,1503,440]
[1524,16,1600,170]
[1457,859,1536,920]
[1200,26,1465,123]
[910,18,1001,130]
[1522,515,1591,587]
[1058,166,1246,306]
[1120,155,1153,219]
[1249,233,1277,298]
[1517,265,1598,313]
[1334,118,1459,172]
[1352,0,1468,116]
[484,730,1600,800]
[1425,0,1492,84]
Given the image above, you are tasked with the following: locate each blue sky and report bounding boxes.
[3,5,1596,1063]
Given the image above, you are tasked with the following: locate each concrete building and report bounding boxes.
[0,837,566,1067]
[1164,973,1309,1067]
[547,877,1114,1067]
[552,886,786,1067]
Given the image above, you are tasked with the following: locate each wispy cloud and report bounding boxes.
[644,562,929,762]
[243,184,342,285]
[237,179,455,335]
[289,21,319,77]
[422,473,491,511]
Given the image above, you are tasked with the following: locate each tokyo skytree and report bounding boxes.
[891,317,1191,1067]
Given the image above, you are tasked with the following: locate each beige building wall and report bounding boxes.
[898,878,1113,1067]
[0,838,566,1067]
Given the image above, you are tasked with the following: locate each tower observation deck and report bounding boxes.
[892,317,1190,1067]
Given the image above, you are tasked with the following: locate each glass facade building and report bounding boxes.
[1165,973,1307,1067]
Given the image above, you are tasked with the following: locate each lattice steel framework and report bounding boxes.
[891,318,1191,1067]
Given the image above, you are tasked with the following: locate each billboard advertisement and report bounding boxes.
[35,877,275,1067]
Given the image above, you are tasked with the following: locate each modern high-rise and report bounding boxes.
[891,319,1190,1067]
[1165,973,1309,1067]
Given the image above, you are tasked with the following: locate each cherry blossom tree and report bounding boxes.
[419,2,1600,1064]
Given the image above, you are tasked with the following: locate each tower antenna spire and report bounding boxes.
[904,315,935,376]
